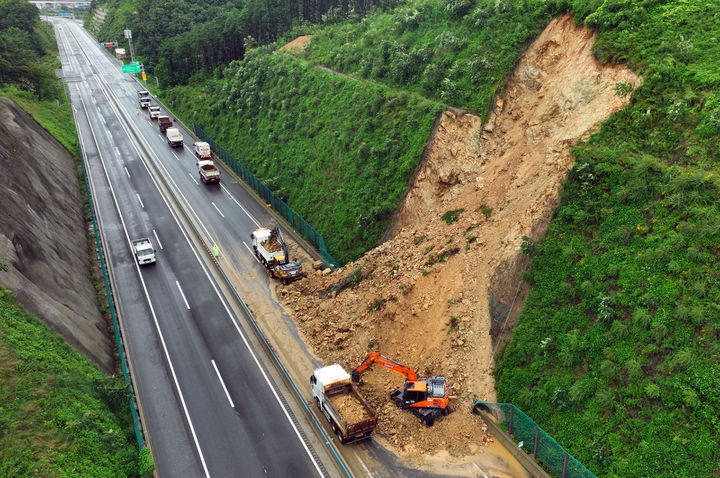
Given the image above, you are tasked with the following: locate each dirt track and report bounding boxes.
[278,14,640,466]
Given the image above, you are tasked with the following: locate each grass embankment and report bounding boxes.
[165,50,441,263]
[495,2,720,477]
[296,0,556,117]
[0,287,140,476]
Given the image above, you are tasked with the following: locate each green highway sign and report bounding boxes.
[121,64,141,73]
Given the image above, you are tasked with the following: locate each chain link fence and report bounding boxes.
[78,146,145,449]
[472,400,596,478]
[193,122,339,268]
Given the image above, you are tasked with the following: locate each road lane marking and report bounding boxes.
[158,133,163,139]
[153,229,163,249]
[212,202,225,218]
[124,167,130,178]
[211,360,235,408]
[243,241,259,263]
[75,93,211,478]
[176,280,190,309]
[115,146,120,156]
[136,193,144,208]
[189,173,199,185]
[220,184,260,227]
[172,151,180,161]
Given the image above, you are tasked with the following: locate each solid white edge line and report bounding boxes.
[136,193,144,208]
[124,166,130,178]
[176,280,190,310]
[473,462,489,478]
[189,173,199,185]
[210,360,235,408]
[152,229,163,250]
[220,183,260,228]
[92,48,324,477]
[211,202,225,218]
[242,241,260,263]
[75,91,211,478]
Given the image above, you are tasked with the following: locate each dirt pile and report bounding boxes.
[280,14,639,460]
[332,393,374,422]
[0,97,113,373]
[263,234,283,253]
[278,35,312,53]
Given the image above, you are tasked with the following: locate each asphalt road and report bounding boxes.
[53,19,336,478]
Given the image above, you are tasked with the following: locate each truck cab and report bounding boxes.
[149,105,161,119]
[137,90,150,99]
[132,238,156,265]
[194,141,211,159]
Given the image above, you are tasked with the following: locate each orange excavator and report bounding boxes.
[351,352,450,426]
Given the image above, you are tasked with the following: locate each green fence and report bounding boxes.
[192,122,339,268]
[472,400,596,478]
[78,146,145,450]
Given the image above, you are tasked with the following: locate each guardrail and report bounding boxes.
[78,145,145,449]
[192,122,339,268]
[472,400,596,478]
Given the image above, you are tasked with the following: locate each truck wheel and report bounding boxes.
[423,415,434,427]
[442,406,451,416]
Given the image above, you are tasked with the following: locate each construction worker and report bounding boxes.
[212,244,219,258]
[135,107,139,115]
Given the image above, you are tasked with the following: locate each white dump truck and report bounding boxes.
[197,159,220,184]
[193,141,211,159]
[131,238,156,265]
[250,227,288,268]
[166,127,183,147]
[311,364,377,444]
[149,105,161,119]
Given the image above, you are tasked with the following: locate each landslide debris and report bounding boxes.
[0,97,113,372]
[279,14,640,460]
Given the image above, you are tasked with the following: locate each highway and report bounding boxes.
[53,19,341,478]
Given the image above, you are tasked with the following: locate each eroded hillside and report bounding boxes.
[280,15,639,459]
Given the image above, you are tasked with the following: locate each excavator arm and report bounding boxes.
[351,352,418,382]
[269,227,289,265]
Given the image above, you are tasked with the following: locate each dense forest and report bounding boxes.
[90,0,720,475]
[89,0,402,85]
[0,0,60,99]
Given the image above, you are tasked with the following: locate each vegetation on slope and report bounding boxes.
[166,49,441,263]
[495,1,720,476]
[0,0,62,100]
[298,0,558,115]
[90,0,399,86]
[0,287,141,476]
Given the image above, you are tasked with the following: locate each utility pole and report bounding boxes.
[124,29,135,64]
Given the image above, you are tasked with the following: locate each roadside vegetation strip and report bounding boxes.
[0,287,141,477]
[495,2,720,477]
[167,52,441,264]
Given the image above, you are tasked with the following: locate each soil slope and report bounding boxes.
[0,97,113,373]
[281,14,640,460]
